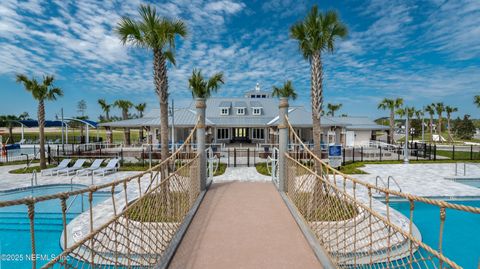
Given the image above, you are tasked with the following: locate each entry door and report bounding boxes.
[346,131,355,147]
[234,128,248,139]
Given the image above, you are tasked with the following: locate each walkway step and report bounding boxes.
[168,181,322,269]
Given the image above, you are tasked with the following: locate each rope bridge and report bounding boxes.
[0,124,201,269]
[284,116,480,269]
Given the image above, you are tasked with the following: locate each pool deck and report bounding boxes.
[0,164,140,192]
[354,163,480,198]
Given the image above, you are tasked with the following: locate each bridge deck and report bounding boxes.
[168,181,322,269]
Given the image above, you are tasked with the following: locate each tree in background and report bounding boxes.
[475,95,480,108]
[378,98,403,144]
[272,80,297,100]
[445,106,458,142]
[434,102,445,137]
[425,105,435,143]
[19,112,29,120]
[16,74,63,169]
[98,99,111,122]
[117,4,187,160]
[77,100,88,142]
[290,5,347,158]
[135,103,147,142]
[114,100,133,146]
[188,69,224,99]
[453,115,475,140]
[326,103,342,117]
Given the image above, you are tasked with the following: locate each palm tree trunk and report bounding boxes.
[38,100,47,169]
[447,116,453,142]
[8,126,13,144]
[106,111,110,121]
[438,114,442,138]
[153,49,170,161]
[311,51,323,161]
[389,109,394,144]
[123,111,130,146]
[429,116,433,143]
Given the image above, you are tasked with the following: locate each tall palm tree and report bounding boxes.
[135,103,147,142]
[114,100,133,146]
[188,69,224,99]
[272,80,298,100]
[19,112,29,120]
[425,105,435,143]
[434,102,445,138]
[445,105,458,142]
[16,74,63,169]
[474,95,480,108]
[378,98,403,144]
[290,5,347,158]
[415,109,424,141]
[98,99,111,121]
[117,4,187,160]
[326,103,342,117]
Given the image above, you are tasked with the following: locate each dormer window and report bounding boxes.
[252,108,261,115]
[221,108,229,115]
[237,108,245,115]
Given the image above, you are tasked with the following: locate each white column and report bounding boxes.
[86,124,89,144]
[196,98,207,191]
[278,97,289,192]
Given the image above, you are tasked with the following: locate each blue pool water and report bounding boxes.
[0,185,111,268]
[390,200,480,268]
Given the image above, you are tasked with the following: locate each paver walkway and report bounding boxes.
[213,166,271,182]
[168,181,322,269]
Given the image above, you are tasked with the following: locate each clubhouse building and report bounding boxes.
[100,84,388,147]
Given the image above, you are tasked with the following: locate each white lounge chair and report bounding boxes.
[93,159,120,176]
[76,159,104,176]
[41,159,71,176]
[56,159,87,176]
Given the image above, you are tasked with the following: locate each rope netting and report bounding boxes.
[0,124,201,269]
[284,116,480,269]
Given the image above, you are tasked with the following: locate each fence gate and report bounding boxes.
[270,147,279,186]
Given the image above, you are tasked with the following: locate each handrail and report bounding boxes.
[66,193,84,213]
[375,176,388,190]
[30,171,38,187]
[387,175,402,193]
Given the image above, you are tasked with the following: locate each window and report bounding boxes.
[220,108,229,115]
[251,95,256,98]
[252,108,261,115]
[217,128,229,139]
[252,128,265,139]
[237,108,245,115]
[261,94,266,98]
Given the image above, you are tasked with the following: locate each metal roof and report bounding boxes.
[233,101,247,108]
[250,101,262,107]
[219,101,232,108]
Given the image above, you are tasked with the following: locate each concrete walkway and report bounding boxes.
[169,181,322,269]
[213,166,271,182]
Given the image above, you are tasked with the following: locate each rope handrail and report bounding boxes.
[284,154,459,268]
[284,115,480,214]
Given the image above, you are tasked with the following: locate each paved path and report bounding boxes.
[169,181,322,269]
[213,166,271,182]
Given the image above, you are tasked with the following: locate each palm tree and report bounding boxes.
[19,112,29,120]
[425,105,435,143]
[378,98,403,144]
[188,69,224,99]
[117,4,187,160]
[434,102,445,138]
[135,103,147,142]
[290,5,347,158]
[16,74,63,169]
[445,106,458,142]
[415,109,424,141]
[271,80,298,100]
[326,103,342,117]
[474,95,480,108]
[114,100,133,146]
[98,99,111,121]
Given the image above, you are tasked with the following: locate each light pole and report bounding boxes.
[421,106,425,143]
[169,99,175,152]
[403,113,409,164]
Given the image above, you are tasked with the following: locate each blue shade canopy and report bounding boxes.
[16,119,97,128]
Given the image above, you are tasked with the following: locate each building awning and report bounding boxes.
[16,119,98,128]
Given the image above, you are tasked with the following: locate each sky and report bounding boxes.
[0,0,479,121]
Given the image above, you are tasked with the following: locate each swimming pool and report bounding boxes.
[0,184,111,268]
[390,199,480,268]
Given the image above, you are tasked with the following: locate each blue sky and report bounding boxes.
[0,0,479,121]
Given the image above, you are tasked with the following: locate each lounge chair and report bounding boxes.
[93,159,120,177]
[76,159,104,176]
[41,159,71,176]
[56,159,87,176]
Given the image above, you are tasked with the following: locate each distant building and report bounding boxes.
[100,84,388,147]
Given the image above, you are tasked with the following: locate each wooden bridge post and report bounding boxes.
[278,97,289,192]
[196,98,207,191]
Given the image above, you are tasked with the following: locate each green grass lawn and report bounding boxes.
[256,162,271,176]
[214,163,226,176]
[436,150,480,160]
